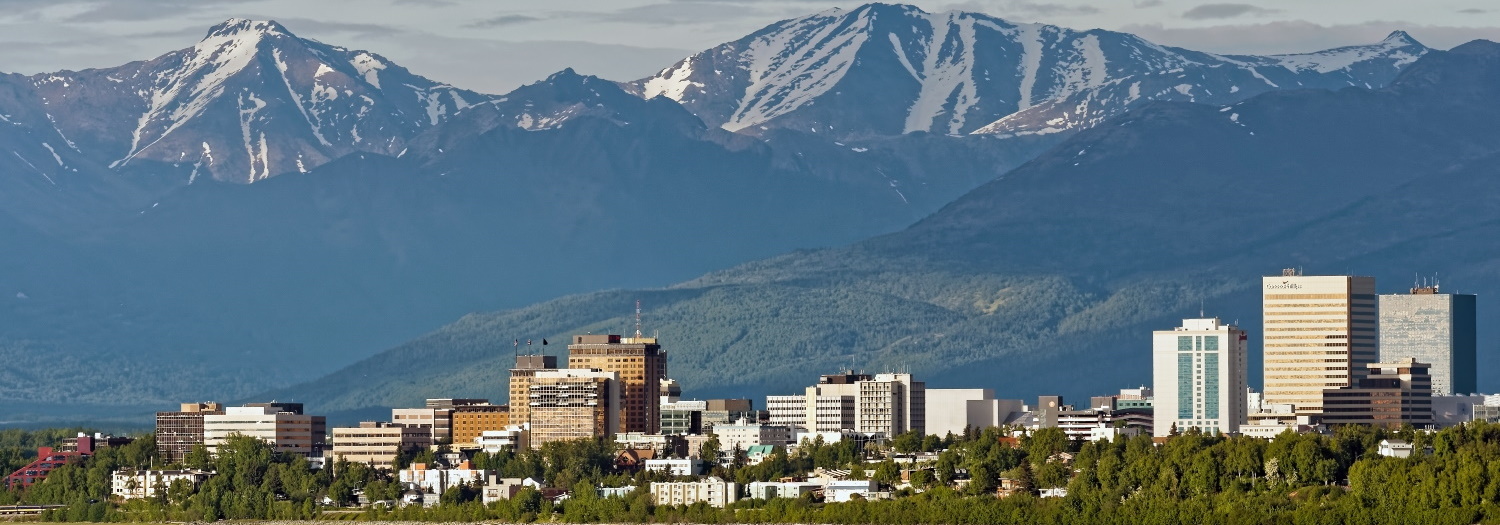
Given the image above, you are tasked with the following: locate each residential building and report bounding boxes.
[643,458,704,476]
[1262,270,1378,415]
[1321,358,1434,427]
[567,334,668,434]
[925,389,1024,436]
[475,426,530,453]
[203,404,326,459]
[509,355,558,430]
[528,368,621,448]
[110,469,211,500]
[1379,286,1477,396]
[826,479,878,502]
[330,421,431,470]
[857,373,925,436]
[649,477,738,508]
[450,404,511,447]
[747,481,820,500]
[6,447,86,489]
[399,461,485,500]
[711,419,794,451]
[1378,439,1415,458]
[155,402,223,465]
[1152,317,1249,437]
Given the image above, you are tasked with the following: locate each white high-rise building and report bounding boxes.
[1262,270,1378,414]
[1152,317,1248,437]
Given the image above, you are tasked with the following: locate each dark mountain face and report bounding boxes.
[282,41,1500,415]
[0,62,1049,419]
[628,3,1426,140]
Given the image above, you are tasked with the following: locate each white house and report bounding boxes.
[825,479,877,502]
[399,462,486,500]
[1378,439,1415,458]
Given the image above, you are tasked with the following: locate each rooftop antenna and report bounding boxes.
[634,299,643,338]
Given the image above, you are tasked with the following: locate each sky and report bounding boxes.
[0,0,1496,94]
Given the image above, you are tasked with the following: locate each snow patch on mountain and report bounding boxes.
[722,8,873,132]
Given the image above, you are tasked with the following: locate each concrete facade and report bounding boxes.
[1152,317,1248,437]
[203,404,326,459]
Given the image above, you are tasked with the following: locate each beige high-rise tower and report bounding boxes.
[1261,269,1377,415]
[568,334,667,434]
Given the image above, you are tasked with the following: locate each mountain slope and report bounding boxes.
[0,67,1050,420]
[288,40,1500,413]
[628,3,1425,140]
[0,18,486,190]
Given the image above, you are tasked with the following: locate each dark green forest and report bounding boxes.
[6,422,1500,523]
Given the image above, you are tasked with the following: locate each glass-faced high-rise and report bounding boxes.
[1152,317,1248,437]
[1379,287,1477,396]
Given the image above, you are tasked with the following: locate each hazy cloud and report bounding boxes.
[1182,3,1279,20]
[1123,20,1500,55]
[63,0,248,23]
[942,1,1100,19]
[1458,8,1487,15]
[1134,0,1165,7]
[464,14,542,28]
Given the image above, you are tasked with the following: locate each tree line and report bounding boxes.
[3,422,1500,523]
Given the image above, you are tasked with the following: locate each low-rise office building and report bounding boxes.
[330,421,431,470]
[204,404,326,459]
[156,402,223,464]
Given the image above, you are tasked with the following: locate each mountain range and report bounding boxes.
[0,4,1456,423]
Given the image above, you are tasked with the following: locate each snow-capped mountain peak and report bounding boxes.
[204,18,290,39]
[10,18,493,184]
[628,2,1429,140]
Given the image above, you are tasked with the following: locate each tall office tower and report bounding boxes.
[1262,270,1377,415]
[856,373,926,436]
[568,334,667,434]
[203,404,327,458]
[156,402,223,464]
[1152,317,1249,437]
[1379,286,1478,395]
[805,372,868,432]
[527,369,620,449]
[509,355,558,428]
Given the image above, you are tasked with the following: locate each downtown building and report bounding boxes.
[766,372,926,437]
[568,334,667,434]
[155,402,223,464]
[1261,270,1378,415]
[203,403,327,459]
[330,421,431,470]
[1152,317,1249,437]
[1379,285,1477,396]
[527,368,621,449]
